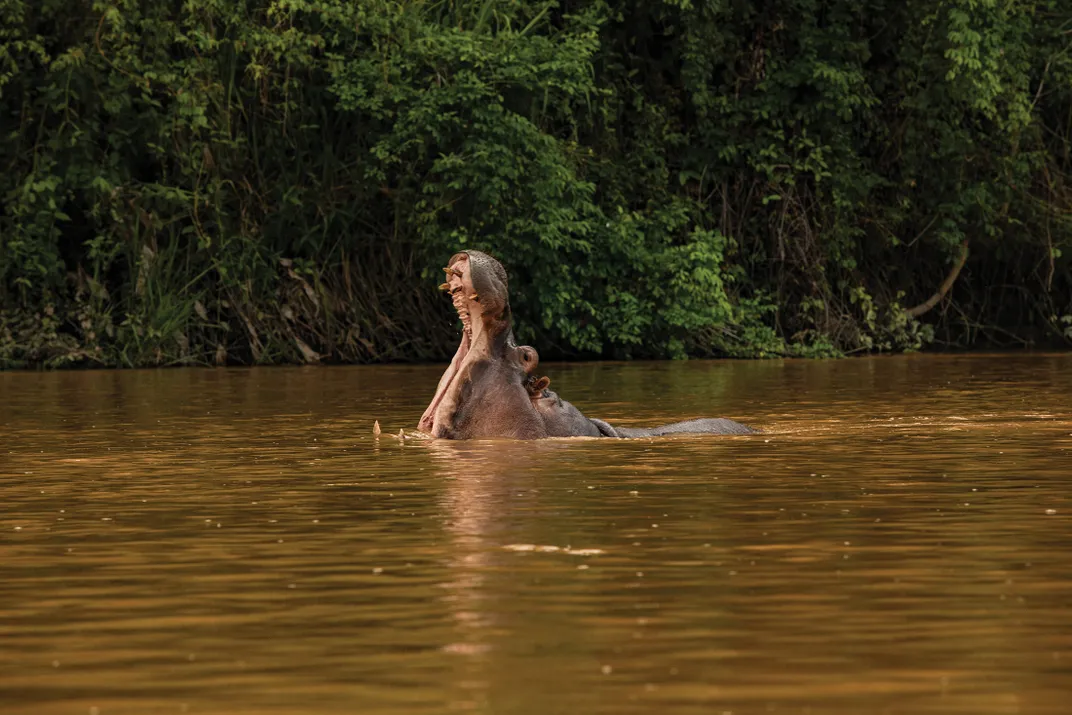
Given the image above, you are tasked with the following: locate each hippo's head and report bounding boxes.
[523,373,604,438]
[418,251,548,439]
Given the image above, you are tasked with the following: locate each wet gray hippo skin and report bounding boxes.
[523,375,607,437]
[418,250,757,440]
[523,374,756,438]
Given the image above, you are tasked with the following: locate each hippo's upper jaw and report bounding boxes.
[418,251,546,439]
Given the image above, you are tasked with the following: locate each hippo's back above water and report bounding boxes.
[590,417,757,438]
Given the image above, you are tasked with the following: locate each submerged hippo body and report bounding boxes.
[418,250,757,440]
[525,376,756,439]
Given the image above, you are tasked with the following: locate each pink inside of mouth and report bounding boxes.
[418,256,480,435]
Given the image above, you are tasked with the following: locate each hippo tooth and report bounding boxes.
[439,282,451,291]
[469,294,479,301]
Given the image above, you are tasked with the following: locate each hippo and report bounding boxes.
[417,250,756,440]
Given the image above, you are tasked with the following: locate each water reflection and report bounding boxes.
[1,354,1071,714]
[432,440,511,648]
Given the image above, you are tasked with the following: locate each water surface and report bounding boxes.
[2,355,1071,714]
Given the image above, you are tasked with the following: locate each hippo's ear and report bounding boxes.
[534,376,550,392]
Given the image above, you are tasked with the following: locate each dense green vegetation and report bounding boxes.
[2,0,1070,368]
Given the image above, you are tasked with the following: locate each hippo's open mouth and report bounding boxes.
[418,251,509,436]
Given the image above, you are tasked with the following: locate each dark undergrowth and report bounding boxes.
[1,0,1070,368]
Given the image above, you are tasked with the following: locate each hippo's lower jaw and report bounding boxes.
[418,327,474,438]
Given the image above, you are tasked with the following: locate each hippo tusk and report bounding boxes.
[469,294,479,301]
[439,282,451,292]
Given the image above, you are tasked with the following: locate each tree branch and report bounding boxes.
[907,240,970,318]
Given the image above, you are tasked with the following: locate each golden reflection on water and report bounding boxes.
[2,354,1071,714]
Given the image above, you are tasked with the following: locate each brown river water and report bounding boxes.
[2,354,1071,715]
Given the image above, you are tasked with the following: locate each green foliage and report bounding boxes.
[1,0,1070,367]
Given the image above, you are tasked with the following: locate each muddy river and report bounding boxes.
[2,354,1070,714]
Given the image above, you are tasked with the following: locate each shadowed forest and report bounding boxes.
[1,0,1070,368]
